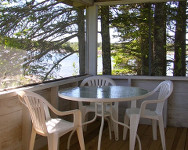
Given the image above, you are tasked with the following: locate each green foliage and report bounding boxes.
[110,4,150,75]
[110,3,187,76]
[111,42,141,75]
[62,42,78,52]
[72,61,78,76]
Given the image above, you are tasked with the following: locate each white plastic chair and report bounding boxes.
[79,76,119,140]
[123,80,173,150]
[17,90,85,150]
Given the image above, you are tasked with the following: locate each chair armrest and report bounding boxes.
[47,102,82,125]
[140,99,165,116]
[43,97,82,125]
[130,90,155,108]
[45,99,80,116]
[51,107,80,117]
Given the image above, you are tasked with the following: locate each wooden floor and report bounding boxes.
[39,120,188,150]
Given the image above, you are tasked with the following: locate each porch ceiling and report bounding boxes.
[58,0,182,7]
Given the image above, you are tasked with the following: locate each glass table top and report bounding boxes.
[58,86,148,102]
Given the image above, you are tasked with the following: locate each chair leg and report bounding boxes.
[76,126,86,150]
[129,114,140,150]
[110,119,114,132]
[82,112,88,132]
[98,116,105,150]
[105,117,112,140]
[158,117,166,150]
[112,109,119,141]
[48,135,59,150]
[123,114,129,141]
[67,130,75,150]
[29,127,36,150]
[152,119,157,140]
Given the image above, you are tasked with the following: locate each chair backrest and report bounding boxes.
[80,76,116,87]
[17,91,51,136]
[152,80,173,114]
[79,76,116,107]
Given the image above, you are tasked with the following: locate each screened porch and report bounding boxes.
[0,0,187,150]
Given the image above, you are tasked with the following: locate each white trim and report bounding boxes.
[104,75,188,81]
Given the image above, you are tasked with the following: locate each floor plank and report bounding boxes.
[166,126,177,150]
[185,130,188,150]
[175,128,187,150]
[38,121,188,150]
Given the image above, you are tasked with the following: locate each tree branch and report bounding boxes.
[43,51,78,81]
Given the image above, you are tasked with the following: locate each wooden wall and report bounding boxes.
[0,75,188,150]
[0,76,87,150]
[0,94,22,150]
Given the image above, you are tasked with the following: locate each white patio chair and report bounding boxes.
[123,80,173,150]
[17,90,85,150]
[79,76,119,140]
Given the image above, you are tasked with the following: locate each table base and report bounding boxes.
[82,102,142,150]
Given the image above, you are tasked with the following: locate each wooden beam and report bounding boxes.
[95,0,184,5]
[59,0,183,7]
[57,0,73,6]
[58,0,93,7]
[74,0,93,6]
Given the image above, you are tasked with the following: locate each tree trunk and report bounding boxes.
[139,3,152,75]
[101,6,111,75]
[77,8,86,75]
[173,1,187,76]
[153,2,166,76]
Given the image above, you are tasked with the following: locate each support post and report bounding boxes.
[51,86,59,117]
[86,5,98,75]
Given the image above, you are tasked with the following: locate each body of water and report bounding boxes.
[58,53,179,77]
[56,53,104,77]
[42,52,188,78]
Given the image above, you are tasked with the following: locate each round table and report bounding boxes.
[58,86,148,150]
